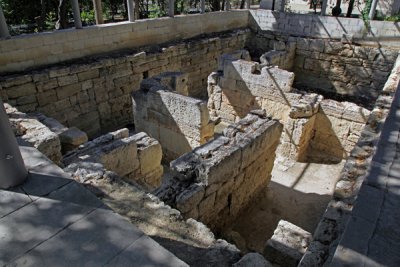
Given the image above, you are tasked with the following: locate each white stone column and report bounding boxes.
[71,0,82,29]
[127,0,135,21]
[201,0,206,13]
[321,0,328,15]
[0,98,28,189]
[169,0,175,17]
[246,0,251,9]
[93,0,104,24]
[369,0,379,19]
[0,5,10,38]
[225,0,231,10]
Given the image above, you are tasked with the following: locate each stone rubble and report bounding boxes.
[63,158,241,267]
[63,128,163,190]
[263,220,312,267]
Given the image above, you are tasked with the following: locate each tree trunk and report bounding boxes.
[56,0,68,29]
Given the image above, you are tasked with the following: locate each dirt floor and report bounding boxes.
[227,157,345,253]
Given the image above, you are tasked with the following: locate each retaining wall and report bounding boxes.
[0,11,249,74]
[0,30,249,137]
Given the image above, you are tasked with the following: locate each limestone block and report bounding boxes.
[233,253,273,267]
[99,137,139,177]
[264,220,312,267]
[176,184,205,213]
[218,50,251,72]
[135,132,163,176]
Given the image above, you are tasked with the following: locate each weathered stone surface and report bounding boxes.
[156,113,282,229]
[5,103,62,164]
[233,253,273,267]
[264,220,312,267]
[133,73,214,161]
[63,130,163,190]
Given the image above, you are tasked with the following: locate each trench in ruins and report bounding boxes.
[3,32,398,266]
[131,45,377,257]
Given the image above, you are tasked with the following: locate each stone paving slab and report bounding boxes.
[0,197,97,265]
[0,143,188,266]
[0,190,32,219]
[105,235,189,267]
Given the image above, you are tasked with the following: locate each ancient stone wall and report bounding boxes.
[155,112,283,230]
[133,73,214,161]
[63,128,163,190]
[299,54,400,266]
[5,103,62,164]
[248,34,398,106]
[248,10,400,45]
[0,11,249,73]
[0,30,249,137]
[208,56,370,162]
[292,38,398,106]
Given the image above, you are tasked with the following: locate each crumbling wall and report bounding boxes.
[5,103,62,164]
[247,32,398,107]
[133,73,214,161]
[0,30,249,137]
[303,100,370,163]
[207,58,295,124]
[299,54,400,267]
[208,55,371,163]
[63,128,163,190]
[155,112,283,230]
[5,103,88,164]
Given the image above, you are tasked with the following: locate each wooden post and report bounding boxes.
[169,0,175,17]
[127,0,135,22]
[93,0,104,24]
[0,5,10,38]
[71,0,83,29]
[0,98,28,189]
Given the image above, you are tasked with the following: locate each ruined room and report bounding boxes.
[1,1,400,266]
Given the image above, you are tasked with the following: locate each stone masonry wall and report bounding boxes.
[299,52,400,267]
[63,128,163,190]
[248,10,400,45]
[155,112,283,231]
[133,73,214,161]
[0,30,249,137]
[0,11,249,74]
[247,33,398,107]
[208,55,370,162]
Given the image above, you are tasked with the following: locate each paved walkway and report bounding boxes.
[331,84,400,266]
[0,141,188,266]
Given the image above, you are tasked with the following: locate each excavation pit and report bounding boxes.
[1,13,399,265]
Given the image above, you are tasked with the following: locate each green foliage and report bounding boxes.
[148,3,167,18]
[81,9,96,25]
[384,14,400,22]
[45,11,57,30]
[361,0,372,28]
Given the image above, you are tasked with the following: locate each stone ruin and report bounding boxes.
[156,111,282,229]
[2,19,400,266]
[133,72,214,161]
[208,51,370,164]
